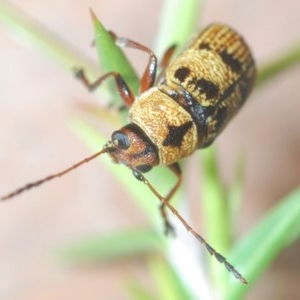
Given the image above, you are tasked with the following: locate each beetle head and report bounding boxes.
[106,123,159,172]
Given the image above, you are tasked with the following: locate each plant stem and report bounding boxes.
[257,40,300,87]
[155,0,204,55]
[0,2,96,73]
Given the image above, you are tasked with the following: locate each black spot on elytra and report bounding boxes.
[174,67,190,82]
[219,82,236,102]
[199,42,211,50]
[163,121,193,147]
[220,50,242,73]
[195,78,219,99]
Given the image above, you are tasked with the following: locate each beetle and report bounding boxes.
[1,21,256,283]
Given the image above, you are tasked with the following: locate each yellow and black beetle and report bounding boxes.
[1,22,256,283]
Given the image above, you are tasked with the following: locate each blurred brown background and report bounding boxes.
[0,0,300,299]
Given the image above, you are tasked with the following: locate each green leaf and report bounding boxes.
[200,146,231,286]
[148,256,193,300]
[225,187,300,299]
[126,281,157,300]
[155,0,204,56]
[0,3,97,74]
[90,9,139,101]
[59,229,164,264]
[257,40,300,87]
[227,152,246,230]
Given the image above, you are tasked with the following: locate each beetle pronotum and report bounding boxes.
[1,18,256,284]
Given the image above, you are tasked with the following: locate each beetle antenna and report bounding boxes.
[134,171,247,284]
[1,148,110,201]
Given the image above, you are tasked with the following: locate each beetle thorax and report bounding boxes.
[129,87,198,166]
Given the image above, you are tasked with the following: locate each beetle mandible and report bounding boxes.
[1,22,256,283]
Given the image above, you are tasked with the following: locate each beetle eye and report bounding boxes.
[136,165,152,173]
[112,131,130,150]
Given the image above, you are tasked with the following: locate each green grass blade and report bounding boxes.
[200,147,231,286]
[59,229,164,264]
[0,3,96,73]
[225,187,300,299]
[90,9,139,98]
[257,40,300,87]
[155,0,204,55]
[227,152,246,229]
[148,256,193,300]
[126,281,157,300]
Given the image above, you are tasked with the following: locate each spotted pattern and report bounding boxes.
[174,67,190,82]
[158,23,256,149]
[220,50,242,73]
[194,78,219,100]
[163,121,193,147]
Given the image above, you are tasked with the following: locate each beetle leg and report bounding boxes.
[109,31,158,93]
[159,45,177,70]
[74,69,135,107]
[159,162,182,236]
